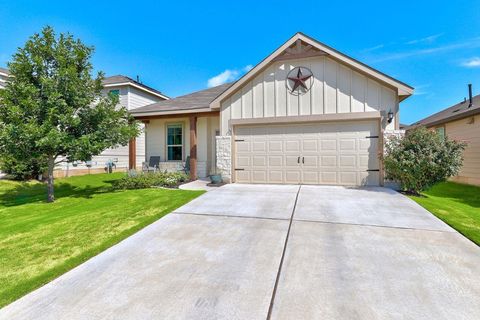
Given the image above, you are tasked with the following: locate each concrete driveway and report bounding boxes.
[1,185,479,320]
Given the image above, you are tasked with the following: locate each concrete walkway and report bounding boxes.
[1,185,480,319]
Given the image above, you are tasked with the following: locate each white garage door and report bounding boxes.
[234,121,380,186]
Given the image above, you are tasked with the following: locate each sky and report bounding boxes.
[0,0,479,125]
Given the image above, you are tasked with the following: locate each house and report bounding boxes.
[131,32,414,186]
[0,69,168,176]
[410,84,479,186]
[0,67,8,89]
[54,75,168,177]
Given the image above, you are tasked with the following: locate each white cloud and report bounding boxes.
[405,33,443,45]
[207,64,253,87]
[361,44,384,53]
[371,37,480,62]
[461,57,480,68]
[413,84,430,96]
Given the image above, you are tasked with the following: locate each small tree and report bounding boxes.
[0,26,139,202]
[383,127,466,195]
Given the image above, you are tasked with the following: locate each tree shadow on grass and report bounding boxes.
[0,180,116,207]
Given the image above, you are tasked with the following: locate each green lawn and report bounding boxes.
[409,182,480,245]
[0,173,204,308]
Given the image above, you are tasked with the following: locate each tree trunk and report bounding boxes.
[47,156,55,203]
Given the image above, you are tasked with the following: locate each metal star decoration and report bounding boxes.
[287,67,312,92]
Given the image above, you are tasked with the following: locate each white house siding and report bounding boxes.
[57,85,163,174]
[145,116,219,178]
[220,56,398,135]
[0,74,7,89]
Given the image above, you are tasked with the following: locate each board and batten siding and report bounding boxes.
[221,56,398,135]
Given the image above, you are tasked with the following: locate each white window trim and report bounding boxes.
[166,123,184,162]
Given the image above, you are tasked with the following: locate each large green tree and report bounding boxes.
[0,26,139,202]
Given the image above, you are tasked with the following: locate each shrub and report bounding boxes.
[111,171,189,190]
[383,127,466,194]
[0,156,47,180]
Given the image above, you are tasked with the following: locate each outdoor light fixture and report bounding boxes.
[387,110,394,123]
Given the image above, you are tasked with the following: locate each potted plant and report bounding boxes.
[209,169,222,184]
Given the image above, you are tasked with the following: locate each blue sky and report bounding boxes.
[1,0,479,124]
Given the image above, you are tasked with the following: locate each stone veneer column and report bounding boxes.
[215,136,232,183]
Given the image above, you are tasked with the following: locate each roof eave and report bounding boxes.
[103,81,169,100]
[413,107,480,128]
[131,107,214,118]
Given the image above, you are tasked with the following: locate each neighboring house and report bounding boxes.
[0,69,168,176]
[55,75,168,177]
[131,32,414,186]
[0,67,8,89]
[410,85,479,186]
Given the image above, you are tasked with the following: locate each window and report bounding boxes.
[109,89,120,96]
[435,127,445,140]
[167,124,183,161]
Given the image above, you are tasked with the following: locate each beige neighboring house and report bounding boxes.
[131,32,414,186]
[410,85,480,186]
[0,69,168,177]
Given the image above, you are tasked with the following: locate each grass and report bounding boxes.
[409,181,480,245]
[0,173,204,308]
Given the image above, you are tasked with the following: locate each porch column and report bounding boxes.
[189,115,197,180]
[128,137,136,170]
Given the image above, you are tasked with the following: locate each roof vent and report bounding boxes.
[468,84,473,108]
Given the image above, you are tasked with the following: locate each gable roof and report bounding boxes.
[411,94,480,128]
[130,83,232,117]
[103,75,169,100]
[210,32,414,109]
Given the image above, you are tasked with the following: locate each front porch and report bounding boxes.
[128,112,220,180]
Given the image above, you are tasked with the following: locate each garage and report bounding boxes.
[234,120,380,186]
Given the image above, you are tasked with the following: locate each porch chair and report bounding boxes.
[182,156,190,175]
[143,156,161,173]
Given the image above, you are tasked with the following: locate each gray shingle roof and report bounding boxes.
[0,67,9,75]
[411,94,480,128]
[102,75,167,98]
[130,83,233,115]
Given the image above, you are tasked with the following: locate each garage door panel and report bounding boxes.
[252,156,267,167]
[302,171,319,184]
[302,140,318,151]
[302,156,318,167]
[339,155,356,168]
[236,156,250,167]
[268,140,283,152]
[253,141,267,152]
[285,171,301,184]
[321,156,337,167]
[286,155,300,166]
[320,172,337,184]
[269,171,283,183]
[234,121,379,186]
[236,170,250,183]
[236,141,250,152]
[285,140,300,152]
[339,172,357,185]
[268,156,283,167]
[339,139,356,151]
[252,171,267,183]
[320,140,337,151]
